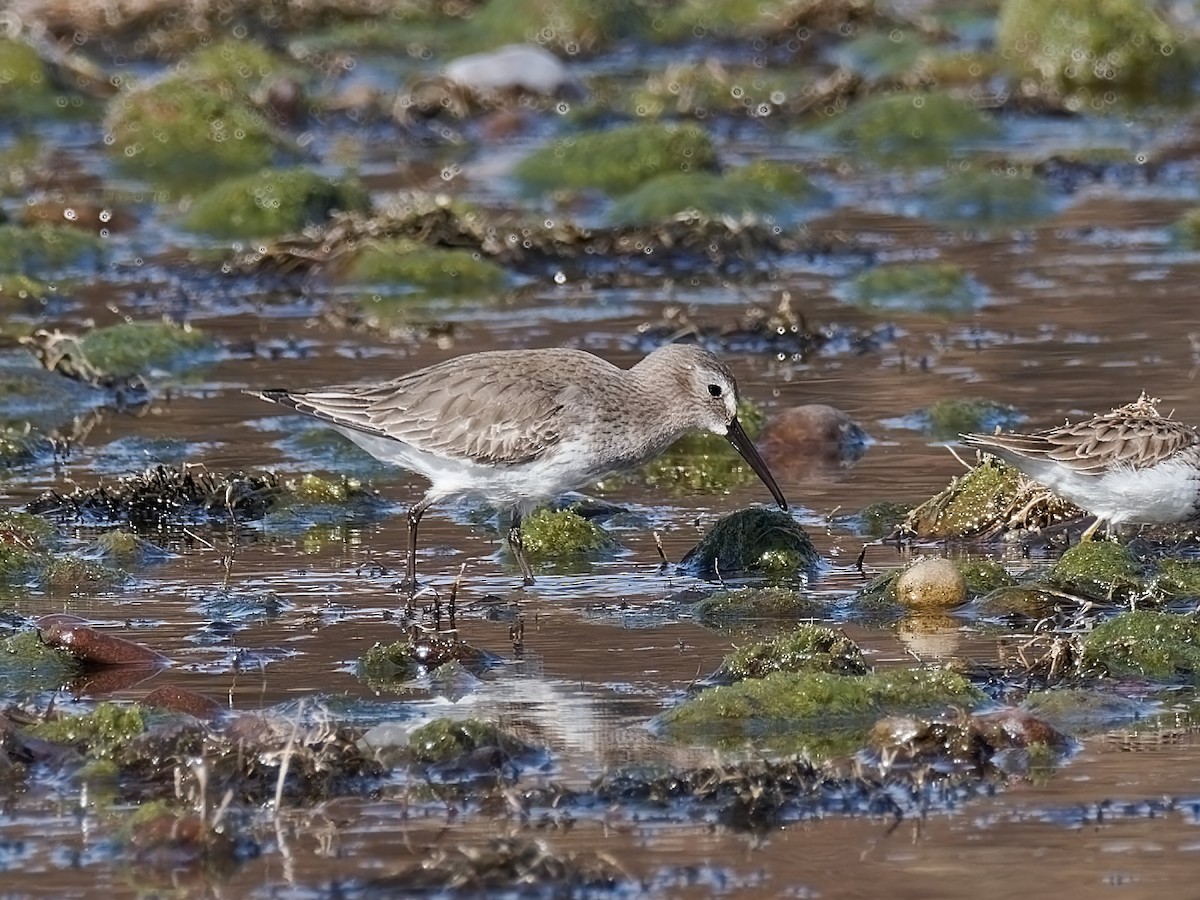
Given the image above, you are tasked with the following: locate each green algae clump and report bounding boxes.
[79,321,214,379]
[518,508,617,561]
[693,586,823,627]
[660,667,983,743]
[955,558,1018,595]
[719,625,868,680]
[1157,559,1200,599]
[843,263,981,316]
[183,167,371,239]
[920,397,1023,440]
[858,501,911,538]
[0,38,95,120]
[42,556,126,592]
[824,91,999,167]
[1049,540,1143,601]
[515,122,718,196]
[27,702,147,760]
[997,0,1192,104]
[0,224,104,276]
[1080,611,1200,680]
[406,717,532,765]
[922,168,1056,228]
[345,240,508,297]
[679,508,819,580]
[903,457,1023,539]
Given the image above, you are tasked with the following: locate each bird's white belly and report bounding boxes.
[1032,457,1200,524]
[337,428,609,508]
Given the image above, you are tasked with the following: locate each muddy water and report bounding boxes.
[6,123,1200,898]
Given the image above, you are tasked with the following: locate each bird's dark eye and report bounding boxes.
[708,384,722,398]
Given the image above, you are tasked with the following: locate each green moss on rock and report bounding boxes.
[693,586,823,626]
[406,717,532,764]
[997,0,1193,105]
[956,559,1017,595]
[0,38,95,120]
[719,625,868,680]
[183,167,371,239]
[1158,559,1200,599]
[1049,540,1143,601]
[1080,611,1200,679]
[26,702,146,760]
[904,457,1023,538]
[824,91,999,167]
[0,225,104,276]
[515,122,718,196]
[79,321,214,379]
[843,262,982,315]
[519,508,617,561]
[42,557,125,591]
[858,501,911,538]
[921,397,1022,440]
[678,507,819,580]
[464,0,652,52]
[345,240,508,296]
[922,168,1056,228]
[660,667,983,742]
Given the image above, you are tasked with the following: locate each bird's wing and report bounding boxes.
[963,415,1199,476]
[253,353,585,466]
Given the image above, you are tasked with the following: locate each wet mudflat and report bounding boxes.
[5,0,1200,896]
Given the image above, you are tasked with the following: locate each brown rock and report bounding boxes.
[758,404,867,479]
[37,615,169,666]
[143,685,224,721]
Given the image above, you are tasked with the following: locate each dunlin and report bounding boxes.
[961,394,1200,539]
[250,343,788,587]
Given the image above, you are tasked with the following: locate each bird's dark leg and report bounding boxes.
[402,497,433,594]
[509,508,535,586]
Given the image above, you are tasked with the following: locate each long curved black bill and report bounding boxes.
[726,416,788,511]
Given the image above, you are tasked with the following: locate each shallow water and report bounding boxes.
[7,18,1200,899]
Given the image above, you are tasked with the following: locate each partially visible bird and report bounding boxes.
[961,393,1200,540]
[249,343,788,589]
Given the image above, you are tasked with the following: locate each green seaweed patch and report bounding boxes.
[1022,688,1145,731]
[719,625,868,680]
[997,0,1194,106]
[345,240,508,297]
[693,586,823,627]
[406,717,535,765]
[26,702,146,760]
[2,628,78,666]
[629,62,797,118]
[183,167,371,239]
[105,77,287,188]
[834,28,927,80]
[858,501,912,538]
[79,321,214,379]
[1171,209,1200,250]
[919,397,1023,440]
[823,92,999,168]
[659,668,983,747]
[42,556,126,592]
[956,559,1018,595]
[1157,559,1200,599]
[655,0,873,42]
[678,508,819,581]
[0,38,97,120]
[515,122,718,196]
[1080,611,1200,680]
[184,38,303,98]
[518,508,618,561]
[903,457,1022,539]
[921,168,1056,228]
[975,585,1063,620]
[88,530,168,566]
[463,0,653,53]
[842,262,982,316]
[0,275,54,310]
[263,474,387,529]
[1049,540,1144,602]
[358,634,492,687]
[0,224,104,276]
[608,163,824,225]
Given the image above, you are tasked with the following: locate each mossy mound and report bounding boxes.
[1171,208,1200,250]
[463,0,652,53]
[1049,540,1144,602]
[997,0,1193,105]
[975,585,1063,620]
[824,91,999,167]
[183,167,371,239]
[1157,559,1200,599]
[0,225,104,276]
[629,62,797,118]
[659,668,983,745]
[88,530,169,566]
[834,27,927,80]
[345,240,508,297]
[0,38,96,120]
[79,321,215,379]
[358,634,492,687]
[918,397,1023,441]
[262,474,388,530]
[693,586,824,627]
[858,501,912,538]
[406,717,536,766]
[842,263,982,315]
[518,508,618,562]
[26,702,147,761]
[1080,611,1200,679]
[0,275,54,311]
[105,76,286,188]
[719,625,868,680]
[608,163,824,225]
[0,425,52,470]
[514,122,718,196]
[955,559,1018,595]
[656,0,877,42]
[678,508,819,581]
[921,168,1057,228]
[183,38,303,98]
